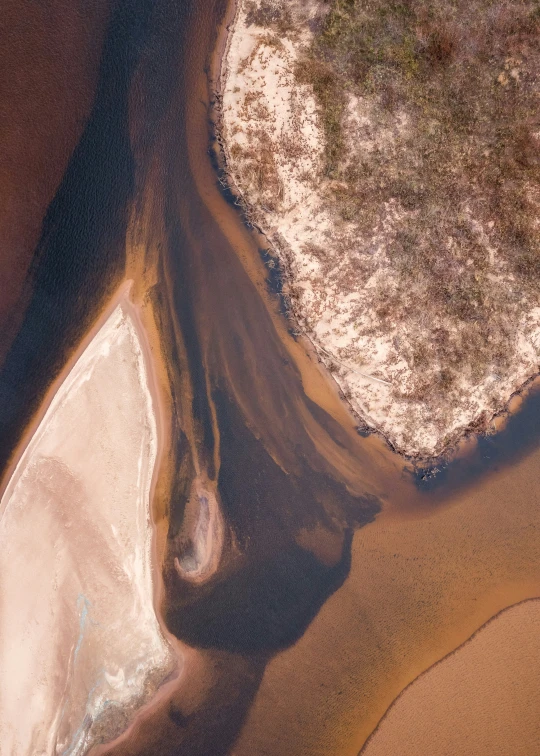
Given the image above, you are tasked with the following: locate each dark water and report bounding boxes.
[0,0,154,471]
[1,0,540,753]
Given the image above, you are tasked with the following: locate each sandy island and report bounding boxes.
[362,599,540,755]
[217,0,540,459]
[0,282,177,754]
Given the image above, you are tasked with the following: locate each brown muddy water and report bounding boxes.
[0,0,539,754]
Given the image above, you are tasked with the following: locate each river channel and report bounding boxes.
[1,1,539,754]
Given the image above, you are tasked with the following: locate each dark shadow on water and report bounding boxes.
[0,0,156,472]
[2,0,540,751]
[414,382,540,497]
[165,386,373,654]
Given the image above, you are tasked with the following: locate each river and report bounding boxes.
[0,0,539,754]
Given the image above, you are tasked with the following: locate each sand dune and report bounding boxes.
[0,288,174,754]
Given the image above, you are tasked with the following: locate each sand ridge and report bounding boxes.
[362,599,540,756]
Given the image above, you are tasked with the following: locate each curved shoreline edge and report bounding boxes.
[0,281,181,754]
[208,0,540,467]
[359,597,540,755]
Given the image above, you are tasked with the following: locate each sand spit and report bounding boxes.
[219,0,540,458]
[362,599,540,756]
[0,284,175,754]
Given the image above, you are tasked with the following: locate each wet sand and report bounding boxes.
[232,439,540,754]
[99,2,540,752]
[165,2,540,752]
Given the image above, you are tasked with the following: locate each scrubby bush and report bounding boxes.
[244,0,293,33]
[285,0,540,394]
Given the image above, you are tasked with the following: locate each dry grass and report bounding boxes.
[231,129,285,210]
[244,0,293,34]
[295,58,346,176]
[293,0,540,400]
[301,0,540,283]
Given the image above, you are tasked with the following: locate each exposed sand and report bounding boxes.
[362,599,540,756]
[0,0,111,360]
[219,0,540,458]
[173,475,224,585]
[0,284,175,754]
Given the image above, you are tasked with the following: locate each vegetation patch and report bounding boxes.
[301,0,540,289]
[294,0,540,415]
[221,0,540,456]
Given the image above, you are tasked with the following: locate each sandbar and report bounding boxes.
[0,283,175,754]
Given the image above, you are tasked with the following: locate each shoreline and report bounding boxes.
[0,279,185,753]
[361,597,540,755]
[209,0,540,467]
[120,283,186,669]
[88,281,187,754]
[0,279,134,502]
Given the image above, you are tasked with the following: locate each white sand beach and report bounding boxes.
[0,285,175,754]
